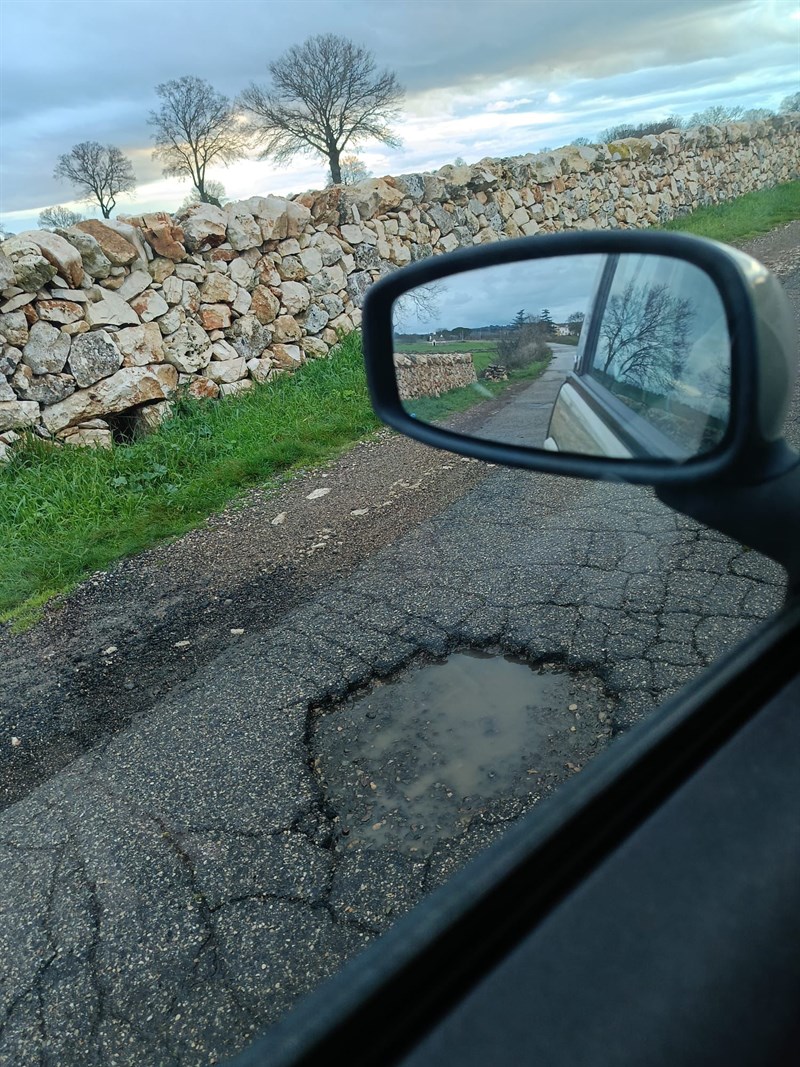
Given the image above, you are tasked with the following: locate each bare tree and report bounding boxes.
[178,180,227,212]
[600,116,682,141]
[394,282,445,333]
[780,92,800,113]
[38,205,84,230]
[567,311,585,335]
[149,76,249,204]
[240,34,403,185]
[598,282,694,393]
[338,154,372,186]
[687,104,743,127]
[497,319,551,370]
[741,108,775,122]
[54,142,136,219]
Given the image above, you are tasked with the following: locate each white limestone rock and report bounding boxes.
[116,270,153,302]
[211,339,239,362]
[16,230,83,288]
[69,330,124,387]
[178,203,228,251]
[298,247,323,276]
[84,289,140,328]
[112,323,165,367]
[205,356,246,384]
[129,289,169,322]
[43,364,179,432]
[279,280,310,315]
[225,207,263,251]
[310,231,344,266]
[229,258,255,289]
[161,275,184,305]
[200,273,238,304]
[232,286,252,316]
[37,299,85,325]
[23,321,71,373]
[61,230,112,279]
[162,319,212,373]
[157,306,185,335]
[57,421,114,448]
[0,400,40,432]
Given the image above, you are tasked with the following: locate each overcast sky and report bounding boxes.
[1,0,798,231]
[397,255,607,331]
[395,253,727,333]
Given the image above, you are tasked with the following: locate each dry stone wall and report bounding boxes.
[1,115,797,457]
[394,352,476,400]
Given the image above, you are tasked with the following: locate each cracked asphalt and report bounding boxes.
[1,225,798,1065]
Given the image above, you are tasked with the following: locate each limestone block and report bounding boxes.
[23,321,70,373]
[69,330,124,387]
[73,220,138,266]
[16,230,83,287]
[43,364,179,432]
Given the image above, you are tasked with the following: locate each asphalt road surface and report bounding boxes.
[467,340,576,448]
[1,225,798,1065]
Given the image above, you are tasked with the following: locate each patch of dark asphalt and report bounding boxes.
[0,429,492,809]
[0,566,301,810]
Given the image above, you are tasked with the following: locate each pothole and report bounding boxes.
[311,650,615,853]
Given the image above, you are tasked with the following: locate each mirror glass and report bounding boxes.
[392,253,731,461]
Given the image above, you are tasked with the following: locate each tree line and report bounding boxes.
[572,95,800,147]
[39,33,402,228]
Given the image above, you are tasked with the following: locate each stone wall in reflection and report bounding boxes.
[393,351,477,401]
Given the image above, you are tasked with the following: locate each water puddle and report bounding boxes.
[312,651,612,852]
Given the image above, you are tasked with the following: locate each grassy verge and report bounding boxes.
[396,340,498,358]
[0,333,378,628]
[407,354,551,423]
[662,180,800,243]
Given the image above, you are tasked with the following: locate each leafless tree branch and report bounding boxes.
[53,143,136,219]
[600,281,694,393]
[38,205,84,230]
[240,33,403,184]
[148,76,250,204]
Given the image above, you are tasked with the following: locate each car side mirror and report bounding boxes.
[362,231,797,487]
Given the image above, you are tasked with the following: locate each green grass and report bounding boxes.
[662,180,800,243]
[407,354,551,423]
[396,340,499,356]
[0,333,379,628]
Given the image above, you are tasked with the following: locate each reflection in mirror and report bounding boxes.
[391,253,731,462]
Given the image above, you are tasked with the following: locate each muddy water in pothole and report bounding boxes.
[313,651,613,852]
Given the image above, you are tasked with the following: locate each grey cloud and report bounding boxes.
[1,0,796,222]
[401,256,606,334]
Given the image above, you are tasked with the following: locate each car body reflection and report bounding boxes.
[545,253,731,459]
